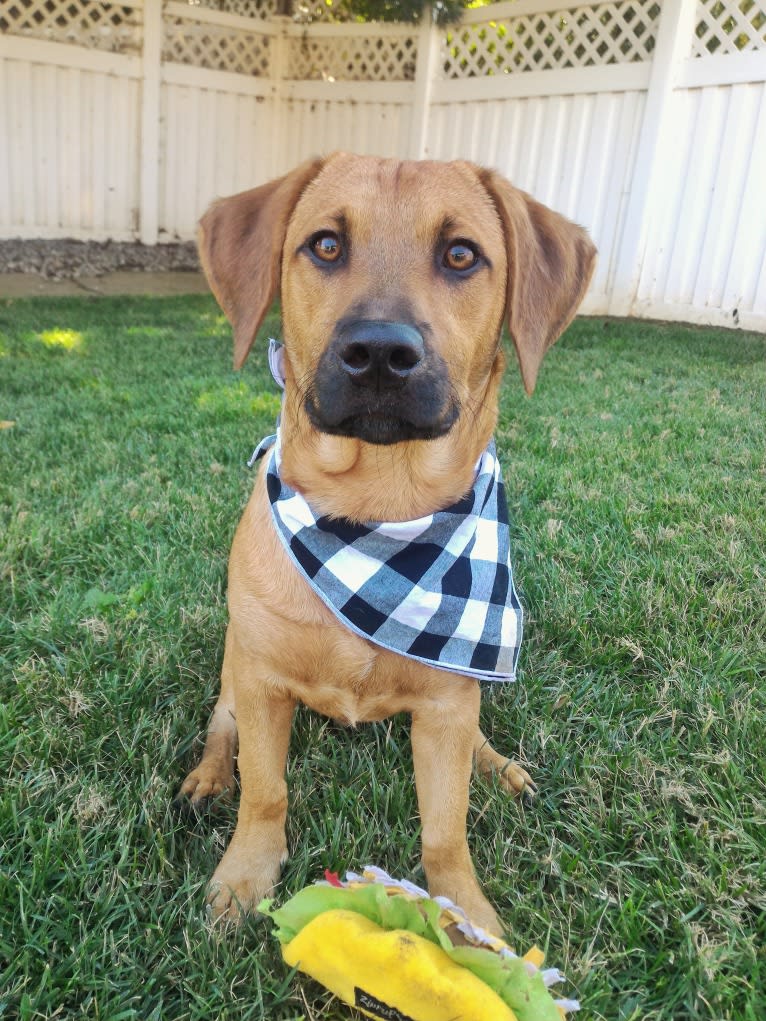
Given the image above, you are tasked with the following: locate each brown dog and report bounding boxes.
[178,153,596,935]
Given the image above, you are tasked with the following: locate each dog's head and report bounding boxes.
[199,153,595,516]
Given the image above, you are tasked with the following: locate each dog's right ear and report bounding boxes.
[198,158,325,369]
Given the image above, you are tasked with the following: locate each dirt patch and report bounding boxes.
[0,239,200,280]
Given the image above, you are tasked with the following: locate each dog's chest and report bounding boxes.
[235,589,431,723]
[230,504,452,721]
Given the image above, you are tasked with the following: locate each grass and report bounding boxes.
[1,294,765,1021]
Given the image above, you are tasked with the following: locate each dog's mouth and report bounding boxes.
[305,403,459,446]
[304,319,458,446]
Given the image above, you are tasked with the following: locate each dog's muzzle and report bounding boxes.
[306,319,458,445]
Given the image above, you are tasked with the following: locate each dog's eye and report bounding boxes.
[443,241,479,273]
[309,232,343,264]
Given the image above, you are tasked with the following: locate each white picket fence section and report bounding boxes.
[1,0,765,329]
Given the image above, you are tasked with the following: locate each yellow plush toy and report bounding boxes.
[260,867,580,1021]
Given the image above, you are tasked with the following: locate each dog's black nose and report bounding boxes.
[337,321,424,388]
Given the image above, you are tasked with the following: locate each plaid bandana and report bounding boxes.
[249,342,523,682]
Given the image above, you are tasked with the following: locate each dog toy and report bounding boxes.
[259,866,580,1021]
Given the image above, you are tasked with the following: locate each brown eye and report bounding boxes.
[310,232,342,263]
[443,241,479,272]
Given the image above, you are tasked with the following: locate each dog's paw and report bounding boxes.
[496,758,537,799]
[474,734,537,799]
[175,759,235,808]
[428,875,503,937]
[459,893,503,938]
[205,859,281,924]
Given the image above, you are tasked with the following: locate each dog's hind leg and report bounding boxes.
[177,626,239,806]
[473,728,536,797]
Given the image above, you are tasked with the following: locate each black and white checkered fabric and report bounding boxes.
[249,340,523,681]
[251,430,523,682]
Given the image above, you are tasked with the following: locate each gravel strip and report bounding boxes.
[0,239,200,280]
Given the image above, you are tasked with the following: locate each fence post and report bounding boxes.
[608,0,698,315]
[269,16,291,180]
[139,0,162,245]
[409,5,442,159]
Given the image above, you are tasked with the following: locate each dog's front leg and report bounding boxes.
[411,678,502,936]
[206,640,295,923]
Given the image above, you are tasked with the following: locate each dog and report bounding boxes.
[177,153,596,935]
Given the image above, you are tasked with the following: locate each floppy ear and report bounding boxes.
[198,158,325,369]
[481,170,597,395]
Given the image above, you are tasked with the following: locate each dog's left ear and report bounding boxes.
[199,157,325,369]
[481,170,597,395]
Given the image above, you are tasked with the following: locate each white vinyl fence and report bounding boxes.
[1,0,765,329]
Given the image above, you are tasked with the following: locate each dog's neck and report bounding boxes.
[277,359,503,524]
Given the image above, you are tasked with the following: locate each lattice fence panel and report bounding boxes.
[163,16,272,75]
[443,0,661,77]
[693,0,766,55]
[292,0,353,22]
[192,0,279,19]
[288,31,418,79]
[0,0,142,54]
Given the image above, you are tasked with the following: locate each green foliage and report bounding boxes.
[322,0,474,25]
[1,296,765,1019]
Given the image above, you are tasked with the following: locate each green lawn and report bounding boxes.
[1,295,764,1021]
